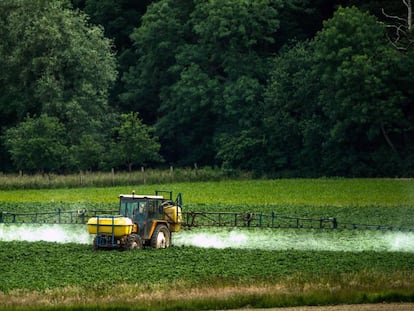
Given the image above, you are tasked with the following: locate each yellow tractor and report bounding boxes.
[87,190,182,250]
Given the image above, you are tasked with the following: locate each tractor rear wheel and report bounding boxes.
[151,225,171,249]
[126,233,142,250]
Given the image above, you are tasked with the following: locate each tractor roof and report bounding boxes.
[119,194,164,200]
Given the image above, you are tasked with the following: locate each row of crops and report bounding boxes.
[1,240,414,292]
[1,179,414,310]
[1,179,413,206]
[2,201,414,229]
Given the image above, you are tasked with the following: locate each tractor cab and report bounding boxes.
[119,193,165,240]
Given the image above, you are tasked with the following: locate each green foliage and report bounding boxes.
[69,134,106,171]
[263,6,414,177]
[0,0,117,172]
[124,0,281,166]
[1,0,414,178]
[0,241,413,310]
[121,0,191,124]
[1,179,414,309]
[0,167,241,190]
[82,0,149,52]
[0,0,117,131]
[108,112,162,171]
[79,0,151,110]
[1,179,413,209]
[263,41,324,175]
[157,63,221,165]
[0,241,413,292]
[313,6,414,176]
[215,129,265,171]
[190,0,280,53]
[3,115,69,173]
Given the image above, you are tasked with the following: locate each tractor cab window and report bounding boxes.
[119,197,163,220]
[120,200,140,218]
[138,200,146,214]
[120,201,128,217]
[147,199,161,218]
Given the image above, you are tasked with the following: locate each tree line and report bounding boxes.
[0,0,413,177]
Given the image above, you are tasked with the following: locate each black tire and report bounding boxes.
[126,233,142,250]
[150,225,171,249]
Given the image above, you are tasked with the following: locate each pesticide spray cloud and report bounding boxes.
[1,224,414,253]
[174,228,414,253]
[0,224,92,244]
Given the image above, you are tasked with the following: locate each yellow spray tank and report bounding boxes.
[87,216,133,237]
[163,202,182,232]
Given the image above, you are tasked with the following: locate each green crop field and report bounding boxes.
[1,179,414,310]
[1,178,414,206]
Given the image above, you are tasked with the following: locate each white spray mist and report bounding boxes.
[0,224,92,244]
[1,224,414,253]
[174,228,414,253]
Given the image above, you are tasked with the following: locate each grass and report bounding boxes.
[1,178,414,206]
[1,287,412,310]
[0,168,250,190]
[1,272,413,310]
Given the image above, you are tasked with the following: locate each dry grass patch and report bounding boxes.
[1,273,414,310]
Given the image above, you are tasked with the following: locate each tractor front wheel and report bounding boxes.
[151,225,171,249]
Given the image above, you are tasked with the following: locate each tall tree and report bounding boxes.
[3,115,69,174]
[82,0,150,52]
[190,0,280,169]
[0,0,117,171]
[108,112,162,171]
[0,0,117,140]
[263,6,414,177]
[313,6,414,175]
[263,41,325,176]
[121,0,193,124]
[78,0,152,110]
[125,0,282,166]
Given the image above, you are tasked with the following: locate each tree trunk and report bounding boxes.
[404,0,412,31]
[380,122,398,154]
[383,0,413,50]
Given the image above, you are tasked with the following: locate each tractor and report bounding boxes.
[87,190,182,250]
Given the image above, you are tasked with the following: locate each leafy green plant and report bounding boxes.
[1,178,414,310]
[0,241,413,293]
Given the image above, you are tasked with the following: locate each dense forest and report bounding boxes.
[0,0,413,177]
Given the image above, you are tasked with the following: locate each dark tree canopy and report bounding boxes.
[263,6,414,176]
[4,115,69,173]
[0,0,117,172]
[1,0,413,176]
[0,0,117,140]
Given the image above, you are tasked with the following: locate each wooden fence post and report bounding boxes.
[141,166,146,184]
